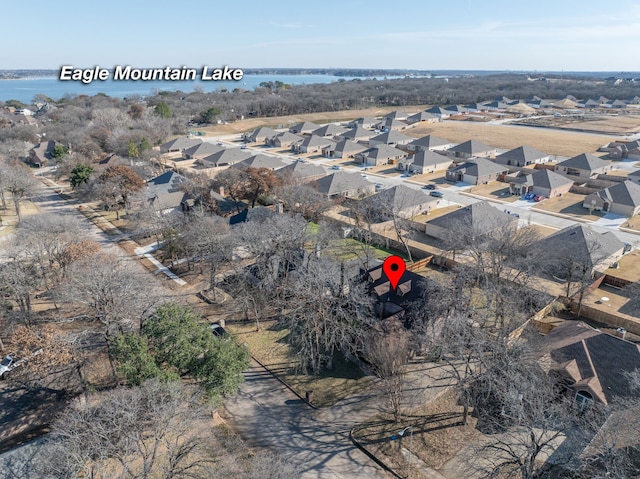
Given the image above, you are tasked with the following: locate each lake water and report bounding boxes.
[0,74,387,103]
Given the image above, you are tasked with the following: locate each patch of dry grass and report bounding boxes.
[531,192,605,221]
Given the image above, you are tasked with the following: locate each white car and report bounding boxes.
[0,354,15,379]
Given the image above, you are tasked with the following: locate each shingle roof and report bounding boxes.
[448,158,506,177]
[362,144,406,160]
[410,150,451,167]
[495,145,548,164]
[311,124,349,137]
[406,111,438,123]
[340,126,376,141]
[183,142,224,158]
[408,135,450,149]
[245,126,278,140]
[298,134,336,149]
[160,137,202,152]
[383,110,409,120]
[376,118,408,130]
[428,201,517,233]
[511,168,573,190]
[449,139,494,156]
[556,153,611,171]
[326,139,367,156]
[592,180,640,208]
[146,171,188,209]
[200,148,252,166]
[276,161,325,180]
[289,121,320,133]
[228,154,286,170]
[360,184,433,213]
[314,171,372,197]
[370,130,412,144]
[272,131,304,144]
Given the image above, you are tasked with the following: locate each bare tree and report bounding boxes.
[0,243,41,325]
[365,328,411,422]
[2,161,38,223]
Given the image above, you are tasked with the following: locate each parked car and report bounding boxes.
[533,195,545,202]
[524,193,535,200]
[375,183,385,191]
[0,354,15,379]
[331,165,342,170]
[209,323,228,338]
[422,184,437,190]
[430,191,444,198]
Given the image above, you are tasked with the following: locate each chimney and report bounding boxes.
[616,327,627,340]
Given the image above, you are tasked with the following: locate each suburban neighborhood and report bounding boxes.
[2,75,640,479]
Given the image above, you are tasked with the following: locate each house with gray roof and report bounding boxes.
[445,158,508,185]
[508,169,574,197]
[583,180,640,217]
[160,137,202,154]
[276,161,326,183]
[406,135,453,153]
[242,126,278,143]
[311,123,349,138]
[406,111,439,124]
[356,144,407,167]
[369,130,413,147]
[199,148,251,167]
[555,153,613,180]
[495,145,551,168]
[228,154,286,171]
[292,135,336,154]
[268,131,304,148]
[383,110,410,121]
[482,100,509,111]
[322,139,368,159]
[145,170,189,213]
[448,139,495,159]
[339,126,376,142]
[349,117,378,129]
[183,142,224,159]
[425,106,452,119]
[534,224,624,276]
[443,105,468,115]
[358,185,436,220]
[541,321,640,407]
[375,118,408,131]
[425,201,518,241]
[289,121,320,134]
[629,169,640,186]
[313,171,375,199]
[27,140,59,167]
[397,150,452,174]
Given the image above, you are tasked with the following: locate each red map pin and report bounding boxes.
[382,255,406,291]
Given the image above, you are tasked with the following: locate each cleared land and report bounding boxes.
[516,114,640,135]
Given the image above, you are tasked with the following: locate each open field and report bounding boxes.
[517,114,640,135]
[408,121,616,157]
[197,105,428,135]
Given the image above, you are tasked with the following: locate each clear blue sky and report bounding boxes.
[3,0,640,71]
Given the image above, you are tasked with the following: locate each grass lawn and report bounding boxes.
[327,237,409,262]
[532,192,605,221]
[226,318,373,407]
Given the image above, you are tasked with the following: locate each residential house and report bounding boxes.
[375,118,408,131]
[322,139,367,159]
[425,201,518,241]
[508,169,574,197]
[349,117,378,129]
[199,147,251,167]
[605,99,627,108]
[313,171,375,198]
[405,111,439,124]
[228,154,286,171]
[145,170,189,213]
[183,142,224,160]
[527,99,554,109]
[365,260,427,320]
[463,102,487,113]
[160,137,202,154]
[276,161,326,183]
[99,154,127,167]
[495,145,551,167]
[356,144,407,167]
[541,321,640,407]
[368,130,413,147]
[339,126,376,142]
[445,158,508,184]
[577,99,602,109]
[242,126,278,144]
[27,141,57,167]
[311,123,349,138]
[292,135,336,154]
[383,110,410,121]
[289,121,320,134]
[358,185,437,220]
[443,105,468,115]
[397,150,452,174]
[482,100,509,111]
[534,224,625,276]
[405,135,453,153]
[555,153,613,180]
[583,180,640,217]
[424,106,452,119]
[448,139,495,159]
[629,169,640,186]
[268,131,304,148]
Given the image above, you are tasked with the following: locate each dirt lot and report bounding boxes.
[408,121,615,158]
[531,192,605,221]
[517,114,640,135]
[607,248,640,283]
